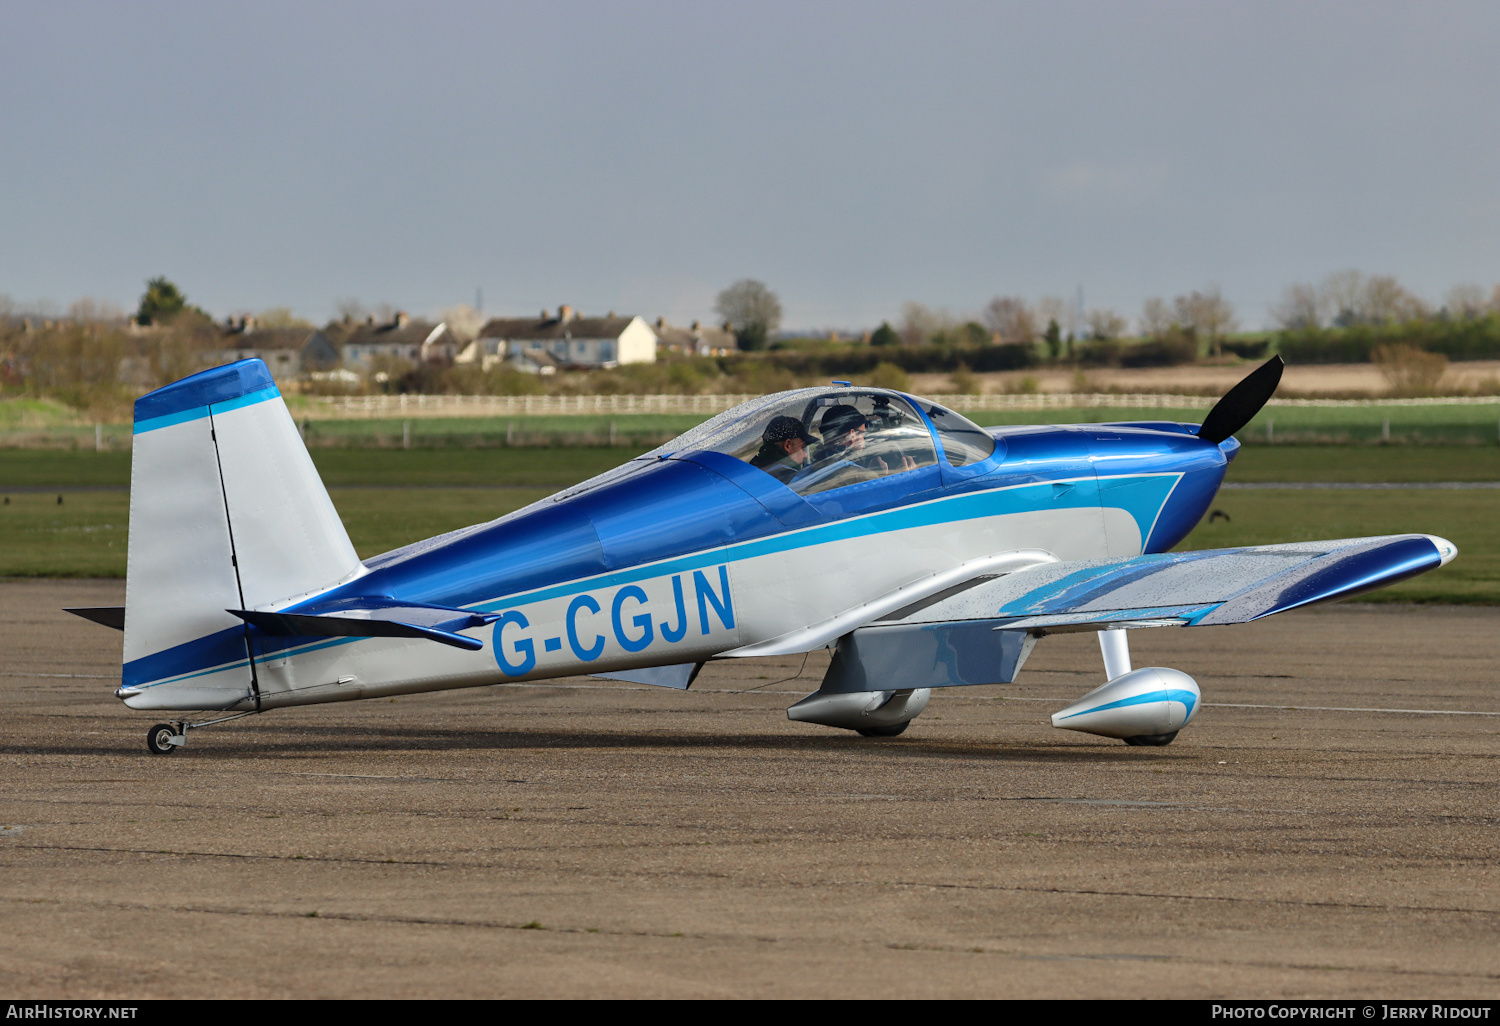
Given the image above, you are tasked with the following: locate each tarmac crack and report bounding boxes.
[885,878,1500,918]
[11,843,1500,919]
[8,842,444,867]
[888,942,1500,982]
[0,894,701,943]
[6,893,1496,983]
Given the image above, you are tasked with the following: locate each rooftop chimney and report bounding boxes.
[395,311,410,328]
[558,304,574,323]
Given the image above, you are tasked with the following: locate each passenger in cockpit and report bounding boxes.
[749,415,815,483]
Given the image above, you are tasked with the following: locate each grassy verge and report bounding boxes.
[1179,489,1496,603]
[0,488,554,577]
[4,445,1495,602]
[0,448,641,489]
[1224,446,1500,482]
[6,444,1500,491]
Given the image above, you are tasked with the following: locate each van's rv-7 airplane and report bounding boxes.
[66,356,1456,754]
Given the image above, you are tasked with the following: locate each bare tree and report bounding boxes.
[715,279,783,351]
[1321,270,1367,325]
[1086,308,1127,340]
[1174,286,1237,356]
[899,301,945,346]
[1446,283,1488,319]
[335,297,368,322]
[1364,275,1426,322]
[66,297,126,323]
[1139,297,1173,337]
[1491,284,1500,315]
[256,307,314,329]
[1271,282,1324,330]
[1035,296,1067,332]
[983,296,1036,343]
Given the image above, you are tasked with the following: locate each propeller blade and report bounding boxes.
[1198,355,1284,444]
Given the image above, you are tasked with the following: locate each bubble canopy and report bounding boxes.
[682,387,996,497]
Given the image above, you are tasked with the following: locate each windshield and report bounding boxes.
[919,403,997,467]
[691,389,938,495]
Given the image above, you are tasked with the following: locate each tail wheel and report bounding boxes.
[146,724,179,755]
[857,721,910,738]
[1124,731,1178,747]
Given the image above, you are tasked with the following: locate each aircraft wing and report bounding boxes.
[898,534,1456,633]
[809,534,1455,695]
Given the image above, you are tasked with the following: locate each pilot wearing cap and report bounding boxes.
[750,415,816,483]
[813,403,918,478]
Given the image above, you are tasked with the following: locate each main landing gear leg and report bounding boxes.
[144,710,259,755]
[1098,628,1176,746]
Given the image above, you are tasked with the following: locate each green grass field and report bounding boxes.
[2,445,1495,601]
[6,444,1499,489]
[8,400,1500,450]
[1180,489,1495,603]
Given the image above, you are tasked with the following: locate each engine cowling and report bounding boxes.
[1049,667,1200,740]
[787,688,931,731]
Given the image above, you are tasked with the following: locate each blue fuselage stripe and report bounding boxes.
[125,471,1184,687]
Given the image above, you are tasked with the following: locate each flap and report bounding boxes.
[589,662,703,690]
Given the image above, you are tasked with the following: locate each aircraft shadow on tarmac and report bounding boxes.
[5,724,1177,764]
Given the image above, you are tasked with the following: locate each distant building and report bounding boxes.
[333,312,457,373]
[652,317,736,356]
[460,306,657,373]
[210,318,338,381]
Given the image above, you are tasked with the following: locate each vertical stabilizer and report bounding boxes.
[123,360,360,707]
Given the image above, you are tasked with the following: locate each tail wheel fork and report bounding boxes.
[143,710,259,755]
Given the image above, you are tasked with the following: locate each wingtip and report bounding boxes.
[1425,535,1458,566]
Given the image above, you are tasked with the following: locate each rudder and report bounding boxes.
[123,360,360,708]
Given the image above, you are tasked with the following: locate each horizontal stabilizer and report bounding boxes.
[65,606,125,630]
[897,534,1455,633]
[229,599,498,651]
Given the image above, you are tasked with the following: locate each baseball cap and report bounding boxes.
[762,415,814,445]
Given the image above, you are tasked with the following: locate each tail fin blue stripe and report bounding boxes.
[133,358,276,425]
[134,385,280,434]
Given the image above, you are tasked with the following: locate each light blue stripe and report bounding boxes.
[133,470,1184,685]
[1059,688,1198,721]
[133,404,212,434]
[133,385,280,434]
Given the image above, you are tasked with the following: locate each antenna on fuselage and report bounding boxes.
[1197,356,1284,445]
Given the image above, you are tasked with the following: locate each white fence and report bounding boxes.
[309,391,1500,419]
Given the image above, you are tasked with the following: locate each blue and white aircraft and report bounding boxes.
[67,356,1456,754]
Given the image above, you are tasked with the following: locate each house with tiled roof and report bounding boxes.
[459,305,657,373]
[332,312,458,374]
[652,317,736,356]
[209,318,340,381]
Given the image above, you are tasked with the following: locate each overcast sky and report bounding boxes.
[2,0,1498,330]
